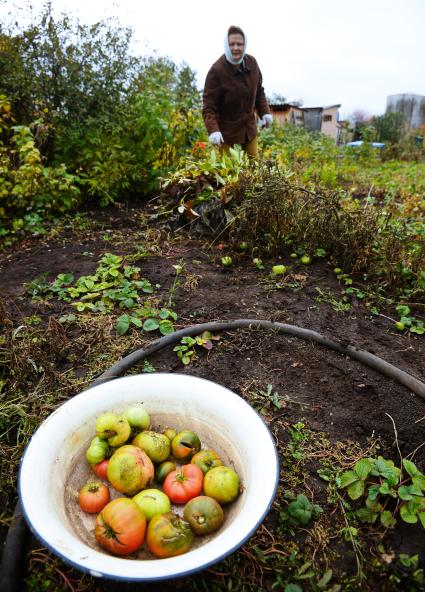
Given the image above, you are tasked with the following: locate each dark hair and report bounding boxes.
[228,26,245,39]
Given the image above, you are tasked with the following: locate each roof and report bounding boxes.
[270,103,341,111]
[302,104,341,111]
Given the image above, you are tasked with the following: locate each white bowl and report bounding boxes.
[19,373,279,582]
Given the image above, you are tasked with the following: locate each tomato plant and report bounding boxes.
[183,495,224,535]
[95,498,146,556]
[92,459,109,480]
[146,512,193,558]
[163,463,203,503]
[78,482,110,514]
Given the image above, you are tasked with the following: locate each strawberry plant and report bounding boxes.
[338,456,425,529]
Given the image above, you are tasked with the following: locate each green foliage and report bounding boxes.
[338,456,425,529]
[27,252,178,336]
[173,331,219,365]
[395,304,424,334]
[280,493,323,527]
[0,96,80,237]
[161,144,249,211]
[0,4,204,212]
[372,111,407,144]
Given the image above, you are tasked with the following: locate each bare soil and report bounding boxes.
[1,200,424,591]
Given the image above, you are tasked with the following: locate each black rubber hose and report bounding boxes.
[2,318,424,592]
[0,500,29,592]
[90,318,425,400]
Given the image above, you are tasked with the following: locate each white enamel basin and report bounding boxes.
[19,373,279,581]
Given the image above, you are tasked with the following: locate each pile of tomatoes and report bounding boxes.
[77,404,241,558]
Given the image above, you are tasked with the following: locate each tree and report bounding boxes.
[372,111,406,144]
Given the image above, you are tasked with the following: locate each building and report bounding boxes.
[386,94,425,128]
[269,102,341,141]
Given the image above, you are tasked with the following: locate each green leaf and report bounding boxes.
[356,507,379,523]
[339,470,358,488]
[367,484,380,501]
[317,569,333,589]
[116,314,130,335]
[403,459,419,477]
[380,510,396,528]
[398,486,413,501]
[347,480,365,500]
[143,318,160,331]
[400,504,418,524]
[354,458,372,480]
[419,512,425,529]
[412,475,425,490]
[159,320,174,335]
[284,584,302,592]
[130,316,143,328]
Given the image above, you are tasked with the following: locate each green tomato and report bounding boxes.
[146,512,193,558]
[163,427,177,443]
[86,436,109,465]
[238,241,249,252]
[300,255,311,265]
[107,445,154,495]
[95,412,131,447]
[183,495,224,535]
[221,256,233,267]
[290,253,298,259]
[191,449,223,475]
[133,488,171,521]
[123,405,150,431]
[203,466,240,505]
[395,321,405,331]
[155,461,176,483]
[132,431,171,464]
[272,264,287,275]
[334,267,342,274]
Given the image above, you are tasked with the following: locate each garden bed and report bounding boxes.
[1,200,424,592]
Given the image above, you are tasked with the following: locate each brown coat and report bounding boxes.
[202,54,270,145]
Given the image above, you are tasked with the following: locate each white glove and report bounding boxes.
[208,131,224,146]
[262,114,273,128]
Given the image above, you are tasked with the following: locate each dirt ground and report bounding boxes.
[1,200,425,591]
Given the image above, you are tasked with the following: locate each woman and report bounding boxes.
[202,26,272,157]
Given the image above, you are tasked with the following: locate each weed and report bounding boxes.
[173,331,219,365]
[280,493,323,527]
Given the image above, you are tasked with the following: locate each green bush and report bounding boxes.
[0,96,80,238]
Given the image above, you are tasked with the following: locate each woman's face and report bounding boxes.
[228,33,244,61]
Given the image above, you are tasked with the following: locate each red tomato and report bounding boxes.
[95,498,146,556]
[78,482,110,514]
[92,459,109,480]
[163,464,203,504]
[146,512,193,558]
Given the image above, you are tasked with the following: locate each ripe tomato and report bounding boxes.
[78,482,110,514]
[183,495,224,535]
[163,463,203,504]
[92,459,109,480]
[95,498,146,556]
[171,430,201,461]
[146,512,193,558]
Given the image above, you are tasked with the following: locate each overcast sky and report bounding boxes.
[2,0,425,119]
